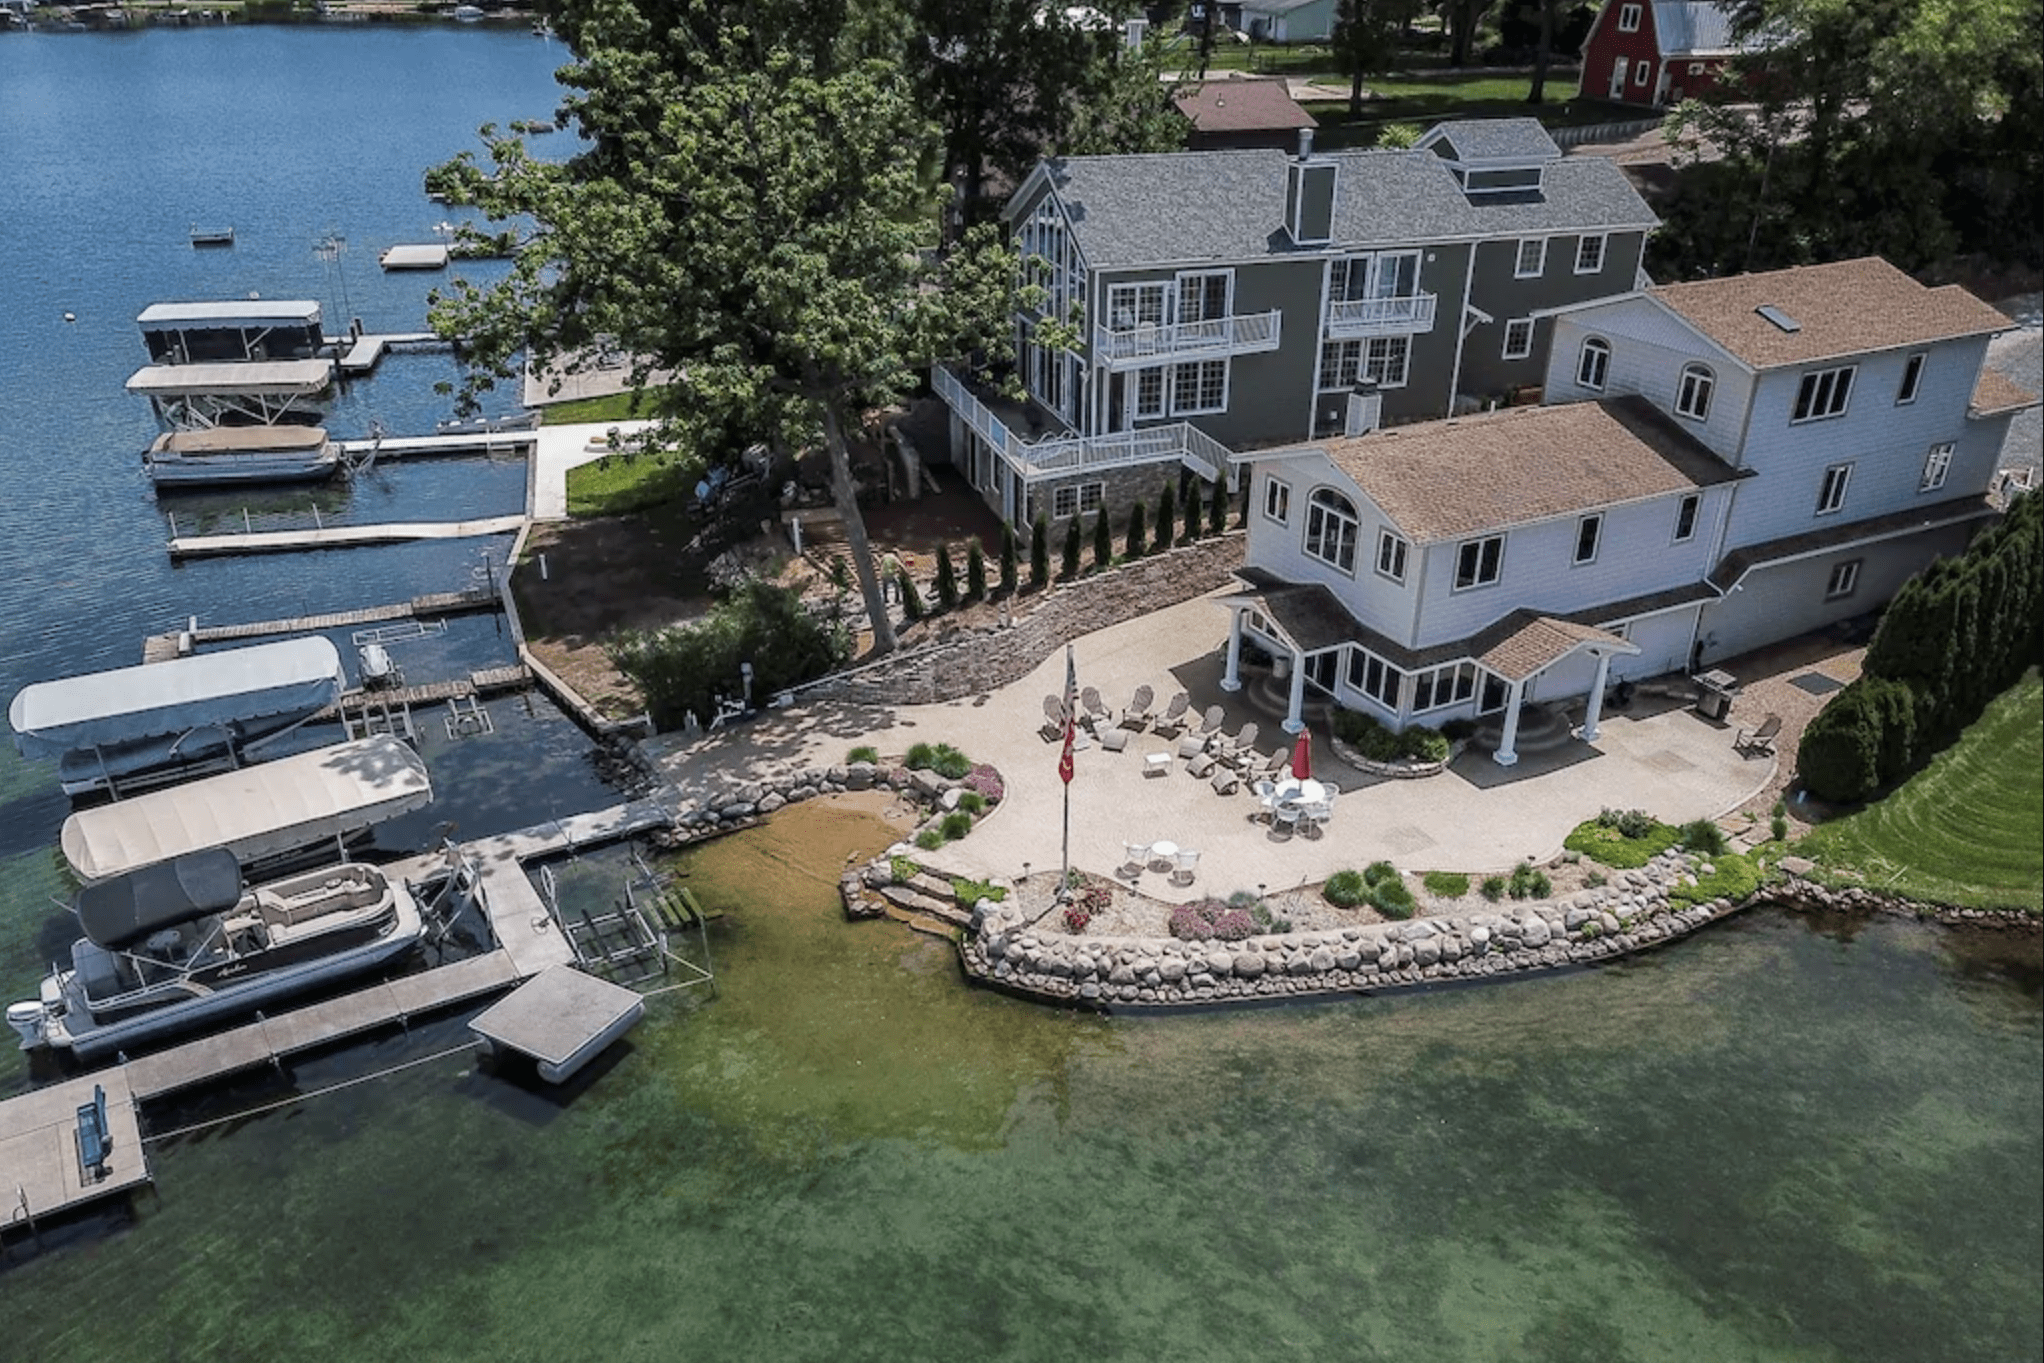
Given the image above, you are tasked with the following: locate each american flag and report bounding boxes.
[1058,647,1076,785]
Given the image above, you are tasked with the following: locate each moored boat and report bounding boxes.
[145,424,342,486]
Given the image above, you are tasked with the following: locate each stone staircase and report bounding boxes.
[1470,703,1576,756]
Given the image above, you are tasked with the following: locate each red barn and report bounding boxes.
[1578,1,1763,108]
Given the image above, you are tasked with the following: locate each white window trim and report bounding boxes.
[1412,661,1478,713]
[1816,462,1854,516]
[1133,366,1166,420]
[1052,481,1106,521]
[1673,492,1701,544]
[1345,646,1402,710]
[1617,2,1641,31]
[1453,534,1505,592]
[1173,268,1235,325]
[1304,488,1361,575]
[1169,358,1229,416]
[1264,476,1292,525]
[1501,318,1534,361]
[1792,365,1857,424]
[1825,560,1861,600]
[1633,59,1651,85]
[1365,335,1411,389]
[1574,233,1607,274]
[1576,337,1611,391]
[1106,281,1167,332]
[1375,528,1408,584]
[1897,352,1926,406]
[1513,238,1547,279]
[1676,363,1714,421]
[1573,514,1603,566]
[1920,442,1954,493]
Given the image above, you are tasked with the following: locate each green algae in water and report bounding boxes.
[0,802,2037,1363]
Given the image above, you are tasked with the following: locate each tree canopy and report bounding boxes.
[1653,0,2042,278]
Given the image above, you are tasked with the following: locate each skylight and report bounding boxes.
[1756,304,1801,333]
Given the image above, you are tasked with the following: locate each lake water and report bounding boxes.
[0,29,2039,1363]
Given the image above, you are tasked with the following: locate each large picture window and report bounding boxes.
[1454,535,1504,590]
[1346,648,1401,708]
[1304,488,1360,573]
[1105,282,1166,332]
[1171,359,1228,415]
[1320,336,1412,390]
[1793,366,1856,423]
[1412,662,1477,712]
[1176,271,1230,324]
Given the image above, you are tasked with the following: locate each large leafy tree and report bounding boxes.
[912,0,1185,228]
[430,2,1018,656]
[1332,0,1418,118]
[1655,0,2041,277]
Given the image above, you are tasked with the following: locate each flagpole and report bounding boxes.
[1059,644,1075,902]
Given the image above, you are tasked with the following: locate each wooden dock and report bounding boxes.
[0,1071,149,1232]
[142,589,497,662]
[167,513,525,559]
[316,664,534,720]
[336,330,449,375]
[337,430,536,458]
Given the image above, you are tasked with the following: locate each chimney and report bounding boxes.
[1344,382,1381,437]
[1297,127,1314,160]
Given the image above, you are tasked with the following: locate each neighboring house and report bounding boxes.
[1238,0,1337,42]
[1222,256,2037,764]
[1174,76,1317,152]
[932,119,1656,532]
[1578,0,1763,107]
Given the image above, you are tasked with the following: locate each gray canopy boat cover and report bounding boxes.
[8,637,345,761]
[60,735,432,883]
[137,300,323,329]
[75,847,245,952]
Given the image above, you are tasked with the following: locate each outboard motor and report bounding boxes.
[7,1000,47,1050]
[359,642,399,689]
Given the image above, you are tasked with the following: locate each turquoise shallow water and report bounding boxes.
[2,800,2037,1362]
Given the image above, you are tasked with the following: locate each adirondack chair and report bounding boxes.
[1735,713,1782,756]
[1196,703,1225,736]
[1080,686,1112,734]
[1039,694,1067,743]
[1151,691,1191,737]
[1219,721,1260,766]
[1119,683,1155,730]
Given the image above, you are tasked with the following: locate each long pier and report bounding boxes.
[336,331,450,375]
[316,664,534,720]
[167,513,525,559]
[0,792,677,1232]
[336,430,536,459]
[142,588,498,662]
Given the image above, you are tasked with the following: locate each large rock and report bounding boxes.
[757,792,787,814]
[1233,952,1266,978]
[1309,947,1337,973]
[845,762,876,791]
[1158,957,1187,984]
[1205,951,1235,978]
[1413,938,1442,967]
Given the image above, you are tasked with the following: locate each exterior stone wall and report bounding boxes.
[1024,464,1206,535]
[797,532,1246,708]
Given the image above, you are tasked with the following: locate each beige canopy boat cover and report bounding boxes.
[125,358,335,396]
[60,736,431,883]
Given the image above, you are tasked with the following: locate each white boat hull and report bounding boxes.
[146,451,341,487]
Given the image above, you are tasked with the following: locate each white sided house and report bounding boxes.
[1225,257,2037,764]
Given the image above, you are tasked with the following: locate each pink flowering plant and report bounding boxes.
[962,763,1005,803]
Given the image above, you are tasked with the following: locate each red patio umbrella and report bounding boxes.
[1291,727,1312,782]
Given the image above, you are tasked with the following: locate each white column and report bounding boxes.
[1220,610,1245,692]
[1581,651,1613,744]
[1493,679,1526,767]
[1283,647,1308,734]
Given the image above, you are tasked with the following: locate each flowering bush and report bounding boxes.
[1211,909,1256,940]
[1063,905,1092,933]
[1168,904,1216,941]
[1170,898,1250,941]
[1073,881,1114,913]
[963,763,1005,804]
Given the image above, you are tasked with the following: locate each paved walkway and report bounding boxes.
[644,589,1773,900]
[529,419,656,521]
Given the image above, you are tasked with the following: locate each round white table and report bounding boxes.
[1272,778,1325,808]
[1147,839,1179,865]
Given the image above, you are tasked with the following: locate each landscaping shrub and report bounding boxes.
[915,827,944,850]
[1125,501,1147,559]
[1564,815,1681,868]
[1063,905,1092,933]
[1061,515,1081,580]
[1681,819,1729,856]
[1030,515,1050,590]
[1507,861,1539,900]
[997,526,1017,597]
[965,538,987,602]
[962,763,1004,803]
[906,742,973,779]
[1210,480,1228,535]
[1371,879,1415,919]
[1363,860,1399,887]
[847,744,879,765]
[934,544,960,609]
[1529,869,1552,898]
[951,877,1006,905]
[1322,869,1369,907]
[1422,871,1470,898]
[1155,480,1176,552]
[905,741,937,768]
[1480,875,1506,902]
[1183,479,1203,542]
[1092,511,1112,571]
[1771,814,1789,843]
[1599,807,1657,839]
[890,855,921,882]
[957,791,987,815]
[1669,851,1764,908]
[1332,707,1448,762]
[609,580,847,731]
[1169,901,1221,940]
[1213,909,1256,940]
[898,567,924,621]
[939,810,974,841]
[1584,870,1608,888]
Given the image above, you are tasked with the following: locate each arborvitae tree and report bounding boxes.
[998,524,1019,596]
[1029,514,1049,590]
[899,567,924,622]
[965,537,988,602]
[1092,510,1112,571]
[1183,478,1203,542]
[1209,478,1227,535]
[1155,480,1176,552]
[1060,514,1081,580]
[934,544,960,609]
[1125,501,1148,559]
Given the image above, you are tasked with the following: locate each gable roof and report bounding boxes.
[1241,0,1329,12]
[1971,368,2041,418]
[1025,134,1657,268]
[1174,77,1317,134]
[1650,1,1761,57]
[1418,118,1560,164]
[1479,616,1636,682]
[1648,258,2014,370]
[1312,396,1743,543]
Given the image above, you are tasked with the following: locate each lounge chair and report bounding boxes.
[1099,727,1131,753]
[1080,686,1111,734]
[1151,691,1191,738]
[1040,694,1067,743]
[1218,721,1260,765]
[1119,683,1155,731]
[1735,713,1782,757]
[1170,849,1200,887]
[1195,703,1225,737]
[1209,768,1239,796]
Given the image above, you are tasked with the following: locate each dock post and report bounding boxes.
[243,507,252,535]
[313,503,322,530]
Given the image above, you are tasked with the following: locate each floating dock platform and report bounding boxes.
[142,589,499,662]
[337,331,451,375]
[470,966,645,1084]
[0,1072,149,1232]
[378,244,449,272]
[167,513,525,559]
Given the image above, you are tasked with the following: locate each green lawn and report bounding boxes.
[1796,672,2044,913]
[565,450,703,518]
[1304,75,1638,148]
[539,387,676,427]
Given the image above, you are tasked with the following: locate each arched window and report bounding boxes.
[1304,488,1359,573]
[1576,337,1611,391]
[1676,363,1715,420]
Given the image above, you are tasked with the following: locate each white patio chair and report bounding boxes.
[1176,731,1209,760]
[1119,683,1155,731]
[1080,686,1112,734]
[1151,691,1192,738]
[1252,779,1277,822]
[1270,801,1303,837]
[1171,849,1200,886]
[1196,703,1226,736]
[1039,694,1067,743]
[1219,721,1260,766]
[1121,841,1150,878]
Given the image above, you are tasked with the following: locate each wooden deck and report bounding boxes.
[167,513,525,559]
[142,589,497,662]
[315,664,534,720]
[335,430,536,458]
[336,330,447,374]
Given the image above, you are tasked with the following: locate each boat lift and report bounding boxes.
[536,848,716,995]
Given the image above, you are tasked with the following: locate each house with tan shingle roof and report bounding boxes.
[1221,257,2036,765]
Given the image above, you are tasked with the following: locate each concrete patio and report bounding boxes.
[643,589,1775,899]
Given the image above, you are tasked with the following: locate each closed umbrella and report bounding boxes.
[1291,727,1312,782]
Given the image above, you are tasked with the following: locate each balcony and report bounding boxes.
[933,365,1232,483]
[1091,310,1283,371]
[1324,292,1438,340]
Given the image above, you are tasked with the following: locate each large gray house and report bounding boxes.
[932,119,1658,531]
[1221,257,2036,763]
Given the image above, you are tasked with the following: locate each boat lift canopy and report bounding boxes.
[9,637,345,761]
[60,735,432,883]
[137,300,323,330]
[75,848,245,952]
[125,359,335,397]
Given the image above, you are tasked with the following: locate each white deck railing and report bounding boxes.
[1325,293,1438,338]
[932,365,1231,485]
[1092,310,1283,369]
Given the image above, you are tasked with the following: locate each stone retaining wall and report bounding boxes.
[794,533,1245,708]
[1328,734,1465,780]
[1765,878,2040,931]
